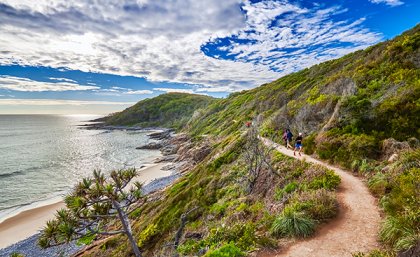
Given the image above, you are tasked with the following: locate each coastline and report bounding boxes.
[0,163,173,250]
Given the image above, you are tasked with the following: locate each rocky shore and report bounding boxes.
[0,129,211,257]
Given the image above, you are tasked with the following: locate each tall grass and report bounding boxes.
[271,207,315,238]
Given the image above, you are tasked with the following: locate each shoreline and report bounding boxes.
[0,163,173,250]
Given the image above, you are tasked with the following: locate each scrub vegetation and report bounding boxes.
[102,93,216,130]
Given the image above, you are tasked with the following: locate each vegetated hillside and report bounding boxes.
[81,131,342,257]
[186,24,420,256]
[71,25,418,257]
[103,93,216,130]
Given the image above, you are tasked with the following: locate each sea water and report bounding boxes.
[0,115,160,222]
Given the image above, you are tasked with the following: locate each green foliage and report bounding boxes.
[375,149,420,253]
[104,93,216,130]
[303,133,316,155]
[203,243,245,257]
[368,173,388,196]
[39,169,144,256]
[352,249,395,257]
[206,222,258,251]
[271,206,316,238]
[379,216,419,252]
[77,233,96,245]
[274,181,298,200]
[307,170,341,190]
[138,223,158,247]
[10,253,25,257]
[293,189,338,221]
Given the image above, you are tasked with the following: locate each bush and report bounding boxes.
[368,173,388,196]
[204,243,245,257]
[206,222,257,251]
[308,170,341,190]
[271,207,316,238]
[275,181,298,200]
[10,253,25,257]
[295,189,339,221]
[352,249,395,257]
[303,133,316,155]
[380,216,419,252]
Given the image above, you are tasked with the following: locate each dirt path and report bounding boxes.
[260,137,381,257]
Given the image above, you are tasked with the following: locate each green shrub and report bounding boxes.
[352,249,395,257]
[204,243,245,257]
[295,189,339,221]
[137,223,158,247]
[207,222,257,251]
[308,170,341,190]
[10,253,25,257]
[380,216,419,251]
[368,173,388,196]
[275,181,299,201]
[271,207,316,238]
[303,133,316,155]
[284,181,298,193]
[358,159,374,175]
[210,201,228,216]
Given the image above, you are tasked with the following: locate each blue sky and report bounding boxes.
[0,0,418,114]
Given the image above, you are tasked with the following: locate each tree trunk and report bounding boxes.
[113,200,142,257]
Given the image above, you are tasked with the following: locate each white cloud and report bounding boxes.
[124,90,153,95]
[153,88,195,94]
[212,2,382,73]
[0,98,134,106]
[0,75,99,92]
[369,0,404,7]
[0,0,383,92]
[195,86,237,93]
[48,77,77,83]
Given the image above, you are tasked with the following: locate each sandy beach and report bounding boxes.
[0,163,171,249]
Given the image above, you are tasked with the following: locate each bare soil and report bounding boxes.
[259,138,381,257]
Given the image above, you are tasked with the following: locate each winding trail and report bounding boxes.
[260,137,381,257]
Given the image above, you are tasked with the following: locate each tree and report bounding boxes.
[39,168,145,257]
[243,116,278,193]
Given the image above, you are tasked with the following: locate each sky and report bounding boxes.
[0,0,418,114]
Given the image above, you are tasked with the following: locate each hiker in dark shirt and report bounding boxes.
[282,129,287,147]
[294,132,303,156]
[286,129,293,149]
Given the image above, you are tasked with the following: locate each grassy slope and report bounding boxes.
[103,93,216,130]
[84,133,341,257]
[81,25,419,256]
[188,24,420,256]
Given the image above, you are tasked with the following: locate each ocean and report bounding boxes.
[0,115,160,222]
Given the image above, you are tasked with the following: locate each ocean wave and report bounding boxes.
[0,170,25,179]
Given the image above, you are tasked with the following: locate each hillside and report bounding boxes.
[102,93,216,130]
[41,25,419,257]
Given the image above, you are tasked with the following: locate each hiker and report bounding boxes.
[245,121,252,128]
[294,132,303,156]
[286,129,293,149]
[282,129,288,147]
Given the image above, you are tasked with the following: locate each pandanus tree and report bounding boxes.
[38,168,145,257]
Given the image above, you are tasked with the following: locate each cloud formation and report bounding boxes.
[153,88,195,94]
[369,0,404,7]
[203,2,381,74]
[0,0,383,91]
[0,98,134,105]
[0,75,99,92]
[48,77,78,83]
